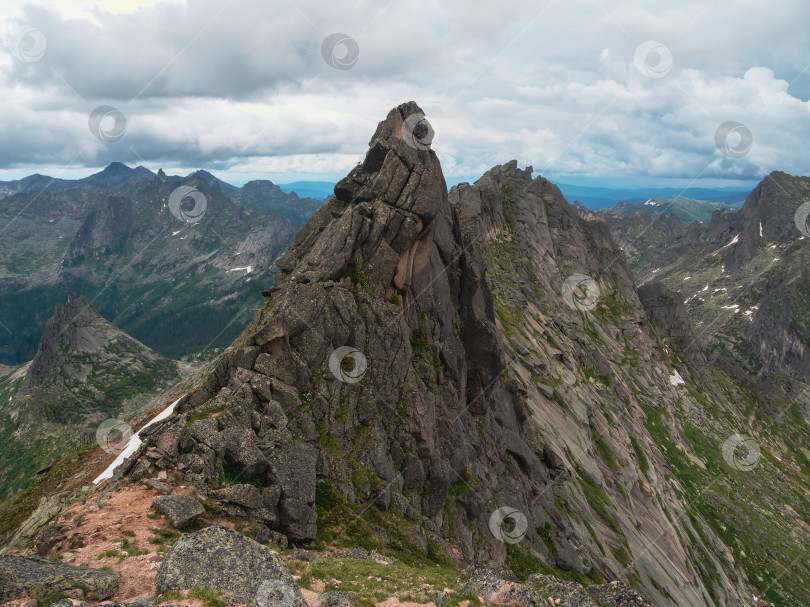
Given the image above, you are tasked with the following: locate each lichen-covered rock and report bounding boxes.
[278,497,317,541]
[341,548,395,564]
[152,495,205,529]
[586,580,655,606]
[314,591,358,607]
[2,496,64,553]
[154,526,305,606]
[0,554,119,602]
[214,483,279,526]
[214,483,264,509]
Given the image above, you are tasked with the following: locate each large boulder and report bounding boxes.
[278,498,317,542]
[2,495,63,553]
[154,526,305,606]
[0,554,119,602]
[152,495,205,529]
[213,484,279,526]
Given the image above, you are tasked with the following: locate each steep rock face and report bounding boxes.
[638,281,705,359]
[122,103,765,606]
[445,161,751,606]
[63,197,133,267]
[717,171,808,272]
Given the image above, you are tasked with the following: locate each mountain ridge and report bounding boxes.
[1,104,808,607]
[0,169,300,364]
[94,102,763,605]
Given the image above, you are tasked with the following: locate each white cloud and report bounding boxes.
[0,0,808,183]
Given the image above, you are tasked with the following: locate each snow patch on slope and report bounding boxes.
[93,398,181,484]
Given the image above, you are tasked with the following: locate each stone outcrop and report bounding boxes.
[151,495,205,529]
[154,526,305,606]
[20,294,178,401]
[638,281,705,359]
[0,554,119,602]
[122,102,763,606]
[0,294,180,500]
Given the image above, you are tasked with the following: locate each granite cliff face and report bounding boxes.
[100,102,804,606]
[637,281,705,360]
[5,104,809,607]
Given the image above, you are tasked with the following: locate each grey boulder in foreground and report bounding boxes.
[154,525,305,606]
[0,554,120,602]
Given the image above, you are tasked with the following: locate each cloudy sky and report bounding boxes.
[0,0,808,187]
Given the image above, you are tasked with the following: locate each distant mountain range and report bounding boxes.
[555,182,751,210]
[2,165,754,210]
[589,194,745,225]
[0,162,312,365]
[573,170,810,396]
[0,162,762,367]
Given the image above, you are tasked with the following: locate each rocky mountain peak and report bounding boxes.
[333,101,444,222]
[18,293,177,413]
[705,170,810,272]
[100,102,760,607]
[3,105,808,607]
[22,295,101,390]
[81,162,155,188]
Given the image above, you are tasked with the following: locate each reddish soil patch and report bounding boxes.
[43,482,236,602]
